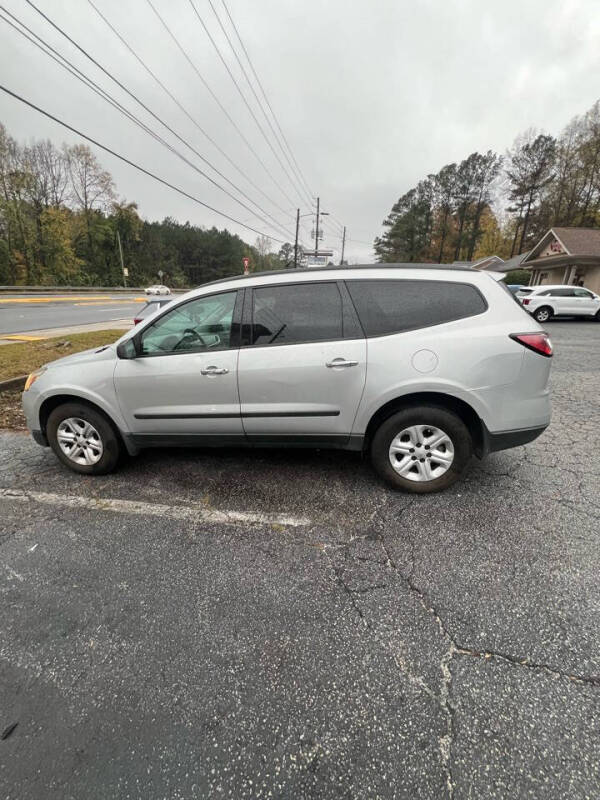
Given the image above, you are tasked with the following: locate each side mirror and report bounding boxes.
[116,337,139,359]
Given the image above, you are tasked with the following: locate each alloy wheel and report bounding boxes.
[389,424,454,482]
[56,417,104,466]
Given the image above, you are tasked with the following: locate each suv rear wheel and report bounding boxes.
[533,306,552,323]
[47,402,122,475]
[370,406,472,493]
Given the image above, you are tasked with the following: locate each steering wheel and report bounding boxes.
[173,328,207,351]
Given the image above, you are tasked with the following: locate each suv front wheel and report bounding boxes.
[370,406,472,493]
[47,402,122,475]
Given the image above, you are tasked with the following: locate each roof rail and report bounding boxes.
[196,262,477,290]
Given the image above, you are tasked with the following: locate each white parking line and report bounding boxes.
[0,488,311,529]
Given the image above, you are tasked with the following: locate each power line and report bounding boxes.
[80,6,294,239]
[0,20,294,244]
[0,83,287,243]
[187,0,309,209]
[144,0,297,211]
[220,0,314,202]
[19,0,295,240]
[326,214,345,234]
[203,0,313,208]
[85,0,290,219]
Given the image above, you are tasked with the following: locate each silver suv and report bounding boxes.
[22,265,552,493]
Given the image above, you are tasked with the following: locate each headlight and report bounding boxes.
[24,368,45,391]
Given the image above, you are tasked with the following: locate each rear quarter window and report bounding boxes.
[345,279,487,337]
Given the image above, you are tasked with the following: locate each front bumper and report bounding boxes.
[31,429,49,447]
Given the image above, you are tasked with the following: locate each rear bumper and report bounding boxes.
[482,423,548,456]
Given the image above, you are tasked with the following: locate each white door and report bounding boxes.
[573,288,600,316]
[546,288,576,314]
[114,289,244,443]
[237,281,366,446]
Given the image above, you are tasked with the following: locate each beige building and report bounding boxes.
[521,227,600,294]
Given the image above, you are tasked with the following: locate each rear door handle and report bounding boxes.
[326,358,359,368]
[200,366,229,375]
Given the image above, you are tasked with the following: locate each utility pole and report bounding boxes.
[116,230,127,287]
[294,208,300,268]
[340,226,346,265]
[314,196,320,258]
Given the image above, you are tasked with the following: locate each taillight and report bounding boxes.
[133,318,142,325]
[522,298,530,305]
[510,333,553,357]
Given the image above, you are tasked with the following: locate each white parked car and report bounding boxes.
[145,284,171,296]
[518,285,600,322]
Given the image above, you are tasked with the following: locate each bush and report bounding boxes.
[503,269,531,285]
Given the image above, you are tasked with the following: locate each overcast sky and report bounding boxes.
[1,0,599,263]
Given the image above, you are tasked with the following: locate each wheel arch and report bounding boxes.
[39,394,137,455]
[363,391,485,457]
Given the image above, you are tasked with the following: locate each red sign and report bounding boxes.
[242,256,249,274]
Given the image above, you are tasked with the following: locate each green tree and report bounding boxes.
[277,242,295,268]
[506,132,556,255]
[40,207,81,284]
[375,179,434,262]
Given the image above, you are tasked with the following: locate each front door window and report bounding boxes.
[140,291,237,355]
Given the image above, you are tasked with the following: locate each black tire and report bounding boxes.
[370,405,472,494]
[533,306,552,323]
[47,402,122,475]
[595,310,600,322]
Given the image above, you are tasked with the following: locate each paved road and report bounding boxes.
[0,293,148,335]
[0,321,599,798]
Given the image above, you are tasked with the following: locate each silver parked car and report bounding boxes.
[518,284,600,322]
[22,265,552,493]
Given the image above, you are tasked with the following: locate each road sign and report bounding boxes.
[123,268,129,277]
[158,270,164,279]
[243,257,250,274]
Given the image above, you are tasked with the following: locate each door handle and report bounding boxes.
[200,366,229,375]
[326,358,359,368]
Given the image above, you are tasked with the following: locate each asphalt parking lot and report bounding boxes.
[0,321,599,799]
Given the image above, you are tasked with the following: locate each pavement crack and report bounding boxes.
[380,536,453,643]
[452,645,600,687]
[439,645,457,800]
[320,550,370,629]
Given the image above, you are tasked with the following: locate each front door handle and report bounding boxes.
[200,366,229,375]
[326,358,359,368]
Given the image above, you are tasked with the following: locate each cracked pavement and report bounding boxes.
[0,320,599,798]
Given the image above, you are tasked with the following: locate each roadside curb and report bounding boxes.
[0,376,27,394]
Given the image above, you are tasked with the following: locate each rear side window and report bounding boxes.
[548,288,575,297]
[345,279,487,337]
[250,282,343,346]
